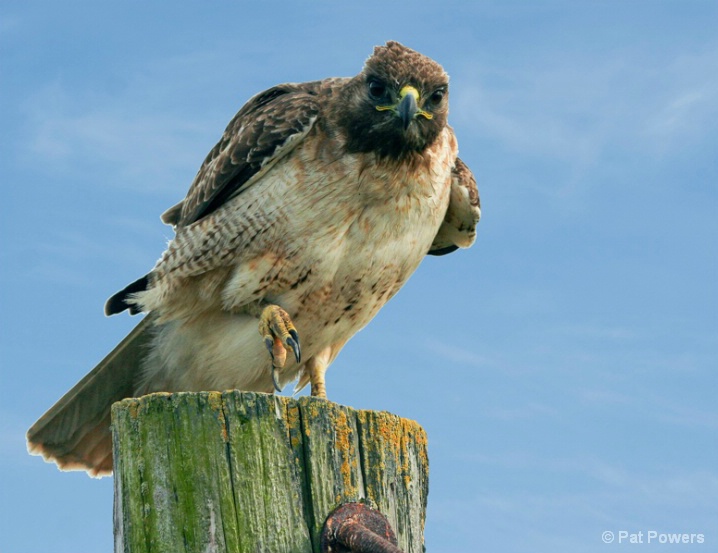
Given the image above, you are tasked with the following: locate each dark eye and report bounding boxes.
[368,79,386,100]
[429,88,446,106]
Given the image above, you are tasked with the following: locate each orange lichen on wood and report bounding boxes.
[285,401,302,449]
[334,410,355,491]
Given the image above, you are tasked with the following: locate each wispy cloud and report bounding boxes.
[15,44,323,197]
[424,338,493,367]
[453,46,718,196]
[640,49,718,149]
[642,392,718,429]
[22,81,209,193]
[452,451,718,496]
[428,455,718,551]
[19,226,161,286]
[482,401,560,421]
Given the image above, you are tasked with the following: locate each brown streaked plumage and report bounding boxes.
[27,41,481,476]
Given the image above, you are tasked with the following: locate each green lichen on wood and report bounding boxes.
[113,393,241,552]
[112,392,428,553]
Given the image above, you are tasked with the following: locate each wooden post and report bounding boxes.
[111,391,429,553]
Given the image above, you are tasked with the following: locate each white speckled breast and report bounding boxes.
[136,126,456,394]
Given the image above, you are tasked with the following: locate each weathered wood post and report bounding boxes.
[111,391,429,553]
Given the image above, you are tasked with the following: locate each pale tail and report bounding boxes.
[26,317,153,477]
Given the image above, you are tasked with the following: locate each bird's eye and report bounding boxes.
[429,89,446,106]
[368,79,387,100]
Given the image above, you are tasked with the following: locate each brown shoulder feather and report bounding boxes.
[169,81,332,228]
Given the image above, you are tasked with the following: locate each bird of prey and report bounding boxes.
[27,41,480,476]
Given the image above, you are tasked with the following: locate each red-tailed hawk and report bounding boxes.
[27,41,480,475]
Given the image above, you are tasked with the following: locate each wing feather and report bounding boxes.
[167,82,324,228]
[428,157,480,255]
[111,82,328,315]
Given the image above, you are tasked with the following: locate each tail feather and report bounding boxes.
[27,317,154,476]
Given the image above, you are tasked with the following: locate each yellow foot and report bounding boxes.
[258,305,301,393]
[306,357,328,399]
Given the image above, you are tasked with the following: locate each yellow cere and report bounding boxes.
[399,85,420,101]
[376,85,434,120]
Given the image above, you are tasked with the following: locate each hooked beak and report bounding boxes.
[398,87,419,130]
[375,85,433,130]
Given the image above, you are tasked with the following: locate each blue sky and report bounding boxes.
[1,1,716,552]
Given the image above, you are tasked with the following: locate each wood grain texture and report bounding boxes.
[112,391,428,553]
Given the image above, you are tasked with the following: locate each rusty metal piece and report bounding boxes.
[320,502,405,553]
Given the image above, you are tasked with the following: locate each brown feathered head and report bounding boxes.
[335,41,450,159]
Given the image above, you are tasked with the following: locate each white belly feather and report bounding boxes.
[137,129,455,395]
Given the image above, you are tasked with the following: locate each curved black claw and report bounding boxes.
[271,366,282,393]
[287,329,301,363]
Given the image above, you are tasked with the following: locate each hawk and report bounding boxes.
[27,41,480,476]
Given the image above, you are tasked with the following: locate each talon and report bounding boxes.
[258,304,301,394]
[287,330,301,363]
[271,366,282,393]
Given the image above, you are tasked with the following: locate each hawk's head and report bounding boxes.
[334,41,450,160]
